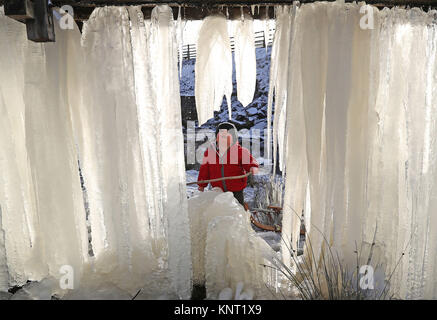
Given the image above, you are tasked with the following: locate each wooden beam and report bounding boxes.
[4,0,56,42]
[4,0,34,22]
[49,0,437,24]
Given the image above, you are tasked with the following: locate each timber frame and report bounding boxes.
[1,0,437,42]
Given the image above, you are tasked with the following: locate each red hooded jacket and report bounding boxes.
[197,142,259,192]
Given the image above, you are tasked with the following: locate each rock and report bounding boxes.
[246,107,258,116]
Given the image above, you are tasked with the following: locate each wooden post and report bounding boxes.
[26,0,55,42]
[5,0,55,42]
[4,0,34,21]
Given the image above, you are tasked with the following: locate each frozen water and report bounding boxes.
[0,7,89,289]
[0,8,41,288]
[187,190,231,285]
[266,6,293,171]
[195,14,233,125]
[78,5,192,298]
[233,14,256,107]
[0,206,8,292]
[0,5,191,299]
[188,191,278,299]
[272,2,437,299]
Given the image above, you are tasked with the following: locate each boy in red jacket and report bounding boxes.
[197,122,259,207]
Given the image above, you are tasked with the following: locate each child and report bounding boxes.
[197,122,259,207]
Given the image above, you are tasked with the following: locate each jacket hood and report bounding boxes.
[215,122,238,147]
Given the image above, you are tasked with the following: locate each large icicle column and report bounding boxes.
[148,5,192,299]
[195,14,233,124]
[0,4,191,298]
[0,8,89,291]
[271,1,437,299]
[76,5,191,298]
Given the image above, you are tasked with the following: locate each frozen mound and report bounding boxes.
[77,5,192,298]
[188,191,279,299]
[205,212,278,300]
[188,190,227,286]
[195,14,232,125]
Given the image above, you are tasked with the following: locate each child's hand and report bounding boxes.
[250,167,259,175]
[198,186,205,192]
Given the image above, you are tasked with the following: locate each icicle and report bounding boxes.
[25,8,89,284]
[195,14,233,124]
[0,8,39,289]
[251,5,255,16]
[241,6,244,21]
[234,13,256,107]
[176,5,185,77]
[264,6,270,53]
[148,5,193,299]
[226,7,229,19]
[266,5,292,171]
[78,5,192,298]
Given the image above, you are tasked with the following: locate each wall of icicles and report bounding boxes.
[1,0,437,300]
[0,6,191,298]
[271,2,437,299]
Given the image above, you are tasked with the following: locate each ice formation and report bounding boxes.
[266,5,294,172]
[77,5,192,298]
[233,14,256,107]
[188,190,225,286]
[176,6,186,77]
[0,5,191,299]
[271,1,437,299]
[195,14,233,125]
[0,7,89,291]
[188,191,278,299]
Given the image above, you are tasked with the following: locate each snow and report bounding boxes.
[233,14,256,107]
[195,14,233,125]
[187,189,230,286]
[275,2,437,299]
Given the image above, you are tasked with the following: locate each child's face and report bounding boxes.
[217,129,233,145]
